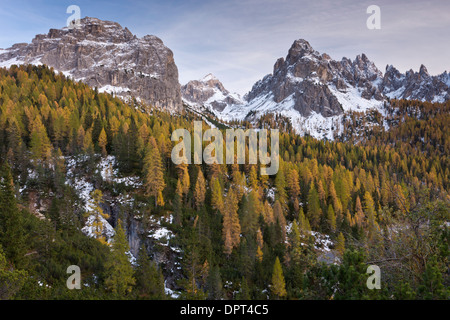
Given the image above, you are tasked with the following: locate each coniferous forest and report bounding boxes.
[0,65,448,300]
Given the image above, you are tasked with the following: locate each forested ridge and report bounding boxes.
[0,65,448,300]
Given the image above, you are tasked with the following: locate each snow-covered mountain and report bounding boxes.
[181,73,244,114]
[0,17,183,111]
[381,64,450,103]
[198,39,449,140]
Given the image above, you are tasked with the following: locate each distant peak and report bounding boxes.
[201,73,218,82]
[419,64,429,76]
[287,39,318,63]
[292,39,313,50]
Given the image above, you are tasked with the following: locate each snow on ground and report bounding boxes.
[97,155,142,188]
[310,231,333,252]
[81,214,115,241]
[165,280,180,299]
[98,84,131,95]
[65,155,116,242]
[147,215,174,246]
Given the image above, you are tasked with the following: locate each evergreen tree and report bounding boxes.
[271,257,287,299]
[206,265,224,300]
[307,183,321,229]
[143,138,166,207]
[104,219,136,296]
[0,245,28,300]
[85,189,110,245]
[135,245,165,299]
[194,169,206,209]
[0,164,27,267]
[335,232,345,257]
[98,127,108,157]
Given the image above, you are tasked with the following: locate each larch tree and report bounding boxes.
[273,200,287,243]
[143,138,166,207]
[335,232,346,257]
[193,169,206,209]
[211,177,224,213]
[86,189,110,245]
[271,257,287,299]
[98,127,108,157]
[307,183,321,229]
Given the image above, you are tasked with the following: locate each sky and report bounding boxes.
[0,0,449,95]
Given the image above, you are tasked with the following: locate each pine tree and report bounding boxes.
[335,232,345,257]
[143,138,166,207]
[271,257,287,299]
[287,167,300,204]
[327,204,337,232]
[135,245,165,299]
[222,188,241,255]
[263,200,275,225]
[98,127,108,157]
[85,189,110,245]
[274,162,287,207]
[104,219,136,296]
[206,265,224,300]
[241,190,261,237]
[177,162,190,199]
[211,177,224,213]
[0,245,28,300]
[354,196,365,228]
[194,169,206,209]
[307,183,321,229]
[237,276,251,300]
[0,164,27,267]
[29,116,52,161]
[363,191,380,241]
[273,200,287,242]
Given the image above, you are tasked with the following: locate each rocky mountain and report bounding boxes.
[0,17,182,111]
[181,73,243,113]
[202,39,450,140]
[381,64,450,102]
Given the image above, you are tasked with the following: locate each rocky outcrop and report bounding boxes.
[245,39,385,118]
[181,73,243,112]
[0,17,182,111]
[381,64,450,102]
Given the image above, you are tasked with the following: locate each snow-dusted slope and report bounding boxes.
[212,39,449,140]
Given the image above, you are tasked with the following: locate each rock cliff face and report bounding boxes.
[0,17,182,111]
[381,64,450,102]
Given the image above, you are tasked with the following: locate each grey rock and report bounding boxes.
[0,17,182,111]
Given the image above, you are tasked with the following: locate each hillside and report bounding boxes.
[0,65,448,300]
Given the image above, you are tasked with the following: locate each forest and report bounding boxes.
[0,65,448,300]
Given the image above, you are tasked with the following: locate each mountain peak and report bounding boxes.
[0,16,182,111]
[287,39,318,62]
[201,73,219,82]
[419,64,429,76]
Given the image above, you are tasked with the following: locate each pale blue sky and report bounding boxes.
[1,0,449,95]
